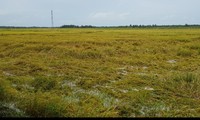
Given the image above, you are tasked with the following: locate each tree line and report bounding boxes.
[1,24,200,28]
[60,24,200,28]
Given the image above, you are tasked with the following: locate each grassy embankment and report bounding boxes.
[0,28,200,117]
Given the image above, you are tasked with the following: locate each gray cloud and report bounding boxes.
[0,0,200,26]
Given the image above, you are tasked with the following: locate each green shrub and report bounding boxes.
[189,44,200,50]
[164,73,200,99]
[173,73,198,83]
[177,49,193,57]
[0,79,8,101]
[32,76,56,91]
[19,92,67,117]
[0,86,5,101]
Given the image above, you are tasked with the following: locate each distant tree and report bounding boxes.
[152,24,157,27]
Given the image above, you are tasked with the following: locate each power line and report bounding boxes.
[51,10,54,28]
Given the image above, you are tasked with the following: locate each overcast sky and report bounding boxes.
[0,0,200,27]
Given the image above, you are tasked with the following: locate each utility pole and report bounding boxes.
[51,10,54,28]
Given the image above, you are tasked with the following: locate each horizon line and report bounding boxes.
[1,24,200,28]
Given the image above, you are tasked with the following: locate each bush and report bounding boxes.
[19,92,68,117]
[189,44,200,50]
[177,49,193,57]
[173,73,198,83]
[164,73,200,99]
[32,76,56,91]
[0,79,8,101]
[0,86,5,101]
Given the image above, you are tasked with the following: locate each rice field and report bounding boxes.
[0,28,200,117]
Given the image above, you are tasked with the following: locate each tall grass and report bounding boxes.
[1,28,200,117]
